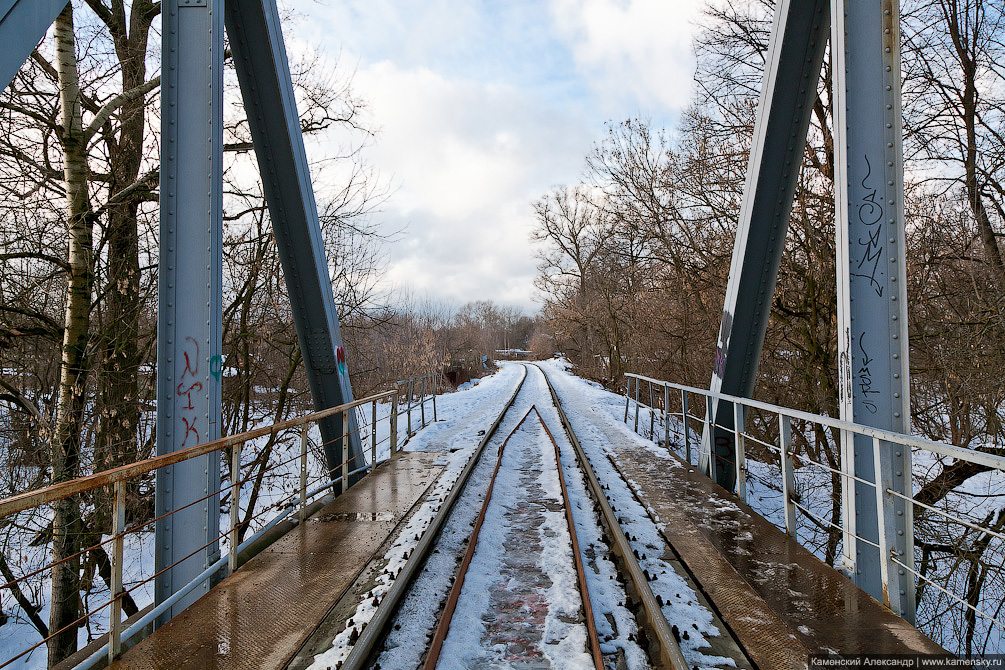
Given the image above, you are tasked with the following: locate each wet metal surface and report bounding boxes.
[614,447,946,667]
[108,452,443,670]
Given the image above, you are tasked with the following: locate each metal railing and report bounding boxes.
[623,372,1005,655]
[396,372,438,439]
[0,383,442,669]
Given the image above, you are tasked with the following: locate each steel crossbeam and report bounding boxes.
[0,0,66,93]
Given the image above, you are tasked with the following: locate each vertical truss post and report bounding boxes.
[831,0,913,620]
[155,0,224,625]
[703,0,830,492]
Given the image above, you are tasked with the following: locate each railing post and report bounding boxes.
[432,374,438,422]
[733,402,747,504]
[229,443,240,573]
[342,409,350,494]
[108,480,126,663]
[391,390,399,454]
[299,425,308,523]
[779,414,796,538]
[681,389,690,464]
[633,377,640,433]
[707,395,715,484]
[872,436,893,612]
[420,375,426,427]
[664,384,670,450]
[407,379,413,435]
[648,381,655,440]
[371,401,377,468]
[624,377,631,423]
[840,427,857,575]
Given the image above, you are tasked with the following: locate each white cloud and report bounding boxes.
[289,0,705,313]
[348,59,591,311]
[549,0,702,116]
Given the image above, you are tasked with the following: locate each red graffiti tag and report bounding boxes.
[178,337,202,447]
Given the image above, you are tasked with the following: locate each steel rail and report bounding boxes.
[0,390,396,519]
[536,364,690,670]
[423,404,604,670]
[339,365,528,670]
[537,407,605,670]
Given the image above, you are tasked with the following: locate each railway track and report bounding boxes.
[322,363,718,670]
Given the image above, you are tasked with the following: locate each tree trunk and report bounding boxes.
[48,5,93,666]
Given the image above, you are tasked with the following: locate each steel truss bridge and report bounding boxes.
[0,0,1000,668]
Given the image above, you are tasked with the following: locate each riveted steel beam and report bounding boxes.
[832,0,913,621]
[224,0,362,482]
[154,0,224,626]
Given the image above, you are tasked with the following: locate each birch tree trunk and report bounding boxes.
[48,5,93,665]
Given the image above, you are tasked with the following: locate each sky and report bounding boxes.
[292,0,705,314]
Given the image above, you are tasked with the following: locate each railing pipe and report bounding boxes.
[229,443,240,573]
[342,409,350,494]
[299,425,308,523]
[779,414,796,538]
[840,427,857,574]
[407,379,413,435]
[432,374,438,422]
[663,384,670,449]
[390,392,399,454]
[872,436,893,612]
[371,401,377,467]
[681,389,690,464]
[108,480,126,663]
[0,390,395,519]
[420,375,426,427]
[633,377,640,433]
[733,402,746,504]
[705,395,715,482]
[648,380,655,439]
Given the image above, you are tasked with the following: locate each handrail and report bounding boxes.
[624,373,1005,471]
[0,390,396,519]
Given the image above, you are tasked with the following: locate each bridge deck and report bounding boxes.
[103,370,945,670]
[614,447,947,666]
[107,451,444,670]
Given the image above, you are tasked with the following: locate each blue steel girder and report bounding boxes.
[155,0,225,625]
[702,0,830,488]
[832,0,914,621]
[0,0,66,94]
[706,0,914,620]
[225,0,362,482]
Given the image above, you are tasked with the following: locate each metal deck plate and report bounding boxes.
[613,447,946,666]
[108,452,443,669]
